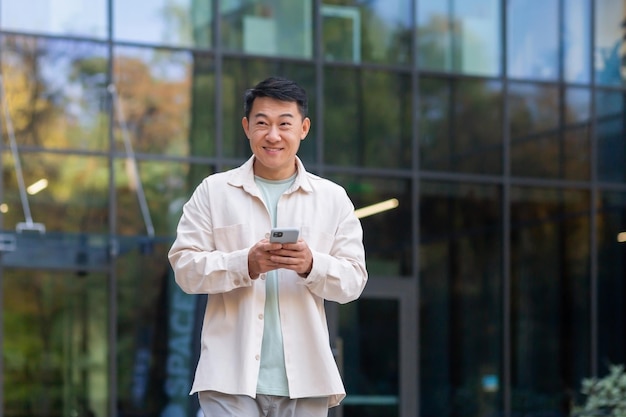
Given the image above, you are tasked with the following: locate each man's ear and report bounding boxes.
[242,117,250,137]
[300,117,311,140]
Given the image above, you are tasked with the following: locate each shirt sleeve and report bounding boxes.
[168,181,254,294]
[301,195,368,304]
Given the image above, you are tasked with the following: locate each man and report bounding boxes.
[168,76,367,416]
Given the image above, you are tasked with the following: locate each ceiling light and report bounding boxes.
[27,178,48,195]
[354,198,399,219]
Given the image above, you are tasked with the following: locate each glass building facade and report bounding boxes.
[0,0,624,416]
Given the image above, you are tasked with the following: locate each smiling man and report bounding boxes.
[168,76,368,417]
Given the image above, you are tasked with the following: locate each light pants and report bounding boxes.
[198,391,328,417]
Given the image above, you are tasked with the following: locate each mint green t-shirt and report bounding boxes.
[255,174,295,396]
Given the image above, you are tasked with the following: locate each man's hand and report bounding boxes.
[248,239,313,279]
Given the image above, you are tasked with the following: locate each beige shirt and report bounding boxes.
[168,156,368,407]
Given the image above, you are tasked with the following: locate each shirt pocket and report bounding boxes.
[212,223,249,252]
[300,226,335,254]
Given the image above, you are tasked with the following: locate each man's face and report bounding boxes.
[242,97,310,180]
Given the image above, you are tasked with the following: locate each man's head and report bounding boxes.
[243,76,308,120]
[241,76,311,180]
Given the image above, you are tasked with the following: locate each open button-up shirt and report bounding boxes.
[168,156,368,408]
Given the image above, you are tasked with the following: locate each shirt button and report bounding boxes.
[258,314,264,320]
[255,354,260,361]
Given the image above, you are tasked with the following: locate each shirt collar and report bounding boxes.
[228,155,313,194]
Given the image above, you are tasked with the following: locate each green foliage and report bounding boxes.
[573,364,626,417]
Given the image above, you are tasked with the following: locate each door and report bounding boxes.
[330,277,418,417]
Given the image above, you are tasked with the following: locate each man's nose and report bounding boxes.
[266,125,281,141]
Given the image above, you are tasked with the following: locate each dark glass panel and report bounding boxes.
[596,191,626,368]
[4,270,108,417]
[419,77,503,174]
[594,1,626,86]
[1,0,107,39]
[328,174,411,277]
[1,35,109,152]
[221,0,312,59]
[510,186,590,416]
[116,239,202,417]
[564,0,591,83]
[340,299,399,417]
[322,0,412,65]
[324,68,411,169]
[510,82,590,180]
[596,89,626,183]
[2,152,108,234]
[419,181,502,417]
[562,87,591,181]
[417,0,501,76]
[507,0,558,80]
[114,0,210,48]
[221,59,316,161]
[113,46,199,157]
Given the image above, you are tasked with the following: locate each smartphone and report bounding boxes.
[269,227,300,243]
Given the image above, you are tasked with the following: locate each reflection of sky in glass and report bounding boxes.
[564,0,590,83]
[114,0,192,45]
[507,0,559,80]
[1,0,107,38]
[594,0,625,85]
[0,0,193,45]
[370,0,411,27]
[417,0,500,76]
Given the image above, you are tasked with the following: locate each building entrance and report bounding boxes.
[330,277,418,417]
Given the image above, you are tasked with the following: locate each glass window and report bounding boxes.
[507,0,558,80]
[220,0,312,59]
[115,160,211,237]
[4,270,108,417]
[594,0,626,85]
[563,87,591,181]
[510,85,592,181]
[419,181,502,417]
[509,83,562,178]
[340,298,399,416]
[597,191,626,367]
[323,0,412,65]
[2,152,109,234]
[419,77,503,175]
[328,175,412,277]
[510,186,590,416]
[221,58,316,161]
[596,89,625,183]
[417,0,501,76]
[1,0,107,39]
[564,0,591,83]
[324,68,412,169]
[1,36,109,152]
[114,0,210,48]
[113,46,196,157]
[115,241,202,417]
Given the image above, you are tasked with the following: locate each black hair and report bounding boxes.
[243,76,308,119]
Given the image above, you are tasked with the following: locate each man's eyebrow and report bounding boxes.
[253,112,295,119]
